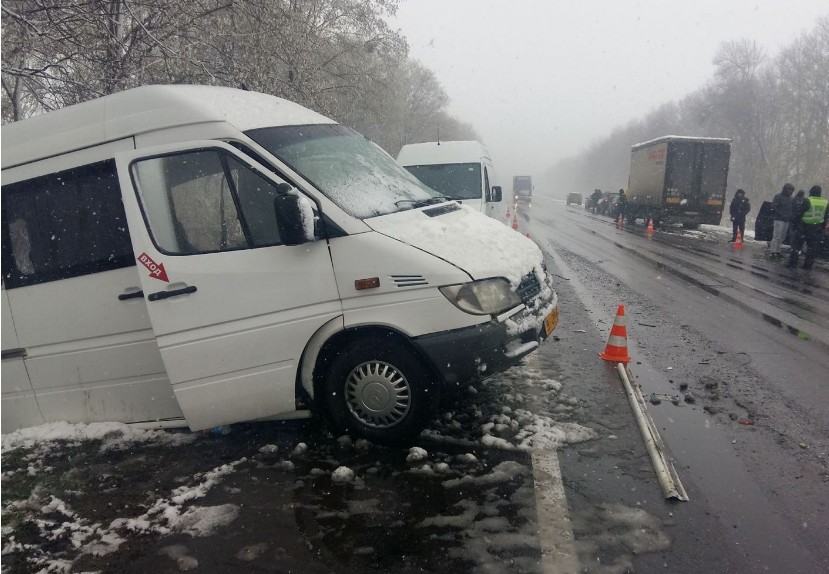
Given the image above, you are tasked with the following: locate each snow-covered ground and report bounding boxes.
[1,362,666,573]
[687,223,756,241]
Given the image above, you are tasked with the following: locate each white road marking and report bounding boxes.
[531,450,580,574]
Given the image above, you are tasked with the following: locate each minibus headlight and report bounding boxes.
[440,278,522,315]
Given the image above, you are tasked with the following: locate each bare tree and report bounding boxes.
[1,0,480,158]
[545,19,829,204]
[2,0,236,120]
[775,17,829,188]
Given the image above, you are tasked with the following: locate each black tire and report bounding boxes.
[322,339,440,445]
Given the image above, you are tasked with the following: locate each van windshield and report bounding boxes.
[403,163,482,200]
[246,124,439,218]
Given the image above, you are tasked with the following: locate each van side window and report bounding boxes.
[484,167,491,201]
[1,160,134,289]
[131,149,285,255]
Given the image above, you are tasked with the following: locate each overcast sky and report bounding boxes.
[391,0,828,186]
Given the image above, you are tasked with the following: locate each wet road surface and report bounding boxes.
[529,197,829,573]
[3,197,828,573]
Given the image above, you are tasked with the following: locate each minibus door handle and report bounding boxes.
[147,285,198,302]
[118,289,145,301]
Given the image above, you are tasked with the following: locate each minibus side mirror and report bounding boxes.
[275,192,317,246]
[490,186,502,202]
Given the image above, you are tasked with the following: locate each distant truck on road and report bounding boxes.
[513,176,533,208]
[626,136,731,228]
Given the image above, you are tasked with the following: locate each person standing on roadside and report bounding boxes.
[616,189,628,222]
[789,190,807,252]
[591,189,602,214]
[770,183,794,258]
[729,189,750,242]
[787,185,828,270]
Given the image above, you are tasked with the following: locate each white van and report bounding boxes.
[396,141,502,218]
[1,85,558,443]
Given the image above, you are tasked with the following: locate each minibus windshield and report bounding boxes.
[247,124,440,218]
[403,163,482,200]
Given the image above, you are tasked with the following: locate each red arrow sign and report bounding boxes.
[137,252,169,282]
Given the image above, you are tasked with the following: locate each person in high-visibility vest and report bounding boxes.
[787,185,828,270]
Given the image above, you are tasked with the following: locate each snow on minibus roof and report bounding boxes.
[1,85,335,169]
[631,135,732,150]
[396,141,490,166]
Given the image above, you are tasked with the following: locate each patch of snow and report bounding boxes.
[331,466,355,483]
[408,464,435,476]
[81,532,125,557]
[159,544,200,571]
[172,504,240,538]
[346,498,380,515]
[170,460,246,505]
[236,542,270,561]
[418,499,479,528]
[427,363,597,452]
[367,204,547,286]
[406,447,428,462]
[442,461,529,489]
[2,422,194,452]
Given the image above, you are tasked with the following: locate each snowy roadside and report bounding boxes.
[1,364,598,574]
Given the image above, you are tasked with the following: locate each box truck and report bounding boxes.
[626,136,731,227]
[513,176,533,208]
[1,85,558,443]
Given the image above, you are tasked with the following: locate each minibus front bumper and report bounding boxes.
[413,294,558,386]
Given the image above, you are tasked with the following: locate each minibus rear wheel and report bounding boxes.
[323,340,440,445]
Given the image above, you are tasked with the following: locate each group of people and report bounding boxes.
[739,183,829,270]
[588,188,626,217]
[780,184,828,269]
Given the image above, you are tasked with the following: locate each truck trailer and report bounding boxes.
[626,136,731,228]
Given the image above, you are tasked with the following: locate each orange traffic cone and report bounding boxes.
[599,305,632,363]
[506,206,511,220]
[616,214,624,229]
[733,229,744,249]
[646,218,654,234]
[512,215,519,230]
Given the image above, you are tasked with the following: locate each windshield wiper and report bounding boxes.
[395,196,450,209]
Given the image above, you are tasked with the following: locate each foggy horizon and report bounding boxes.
[392,0,828,193]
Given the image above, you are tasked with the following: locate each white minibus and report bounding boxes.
[1,85,558,443]
[396,141,503,219]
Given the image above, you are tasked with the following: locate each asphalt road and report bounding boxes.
[525,196,829,573]
[4,197,828,574]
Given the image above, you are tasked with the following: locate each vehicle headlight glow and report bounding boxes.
[440,278,522,315]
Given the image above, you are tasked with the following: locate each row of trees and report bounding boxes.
[1,0,478,156]
[545,16,829,204]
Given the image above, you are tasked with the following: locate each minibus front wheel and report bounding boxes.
[323,339,441,445]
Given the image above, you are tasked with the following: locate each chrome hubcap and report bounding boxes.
[345,361,411,429]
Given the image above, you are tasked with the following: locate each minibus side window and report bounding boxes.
[225,156,283,247]
[131,149,287,255]
[1,160,134,289]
